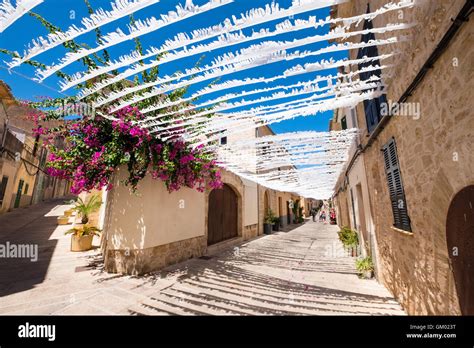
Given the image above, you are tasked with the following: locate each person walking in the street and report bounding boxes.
[319,210,326,223]
[311,208,316,222]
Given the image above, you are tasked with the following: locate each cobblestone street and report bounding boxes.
[0,201,404,315]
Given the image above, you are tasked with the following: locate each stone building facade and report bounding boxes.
[0,80,71,214]
[332,0,473,314]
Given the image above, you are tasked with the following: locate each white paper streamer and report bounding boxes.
[0,0,43,33]
[32,0,234,81]
[6,0,162,67]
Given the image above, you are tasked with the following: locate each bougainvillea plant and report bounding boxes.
[29,105,221,195]
[10,3,223,195]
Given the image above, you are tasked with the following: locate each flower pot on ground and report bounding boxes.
[272,216,280,232]
[356,256,375,279]
[66,225,101,252]
[264,223,273,235]
[57,216,70,225]
[264,209,276,234]
[73,195,101,225]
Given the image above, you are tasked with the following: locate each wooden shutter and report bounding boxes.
[341,116,347,130]
[0,176,8,205]
[382,138,412,231]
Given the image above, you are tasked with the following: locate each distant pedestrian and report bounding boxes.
[319,210,326,223]
[311,208,316,222]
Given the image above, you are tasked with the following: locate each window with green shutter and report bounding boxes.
[341,116,347,130]
[0,176,8,205]
[382,138,412,232]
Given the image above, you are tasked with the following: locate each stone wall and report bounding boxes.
[334,0,474,314]
[105,235,206,275]
[335,188,351,229]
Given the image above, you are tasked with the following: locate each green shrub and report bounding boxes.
[264,209,276,224]
[337,227,359,247]
[355,256,374,273]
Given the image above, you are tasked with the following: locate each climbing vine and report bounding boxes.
[8,1,222,194]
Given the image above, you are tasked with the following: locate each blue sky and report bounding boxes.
[0,0,348,133]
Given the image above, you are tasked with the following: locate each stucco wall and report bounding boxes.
[242,178,258,226]
[104,167,206,251]
[0,160,18,213]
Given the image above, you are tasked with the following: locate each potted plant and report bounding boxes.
[356,256,375,279]
[57,215,71,225]
[272,215,280,231]
[73,195,102,224]
[337,227,359,257]
[63,199,76,217]
[264,209,276,235]
[292,199,300,223]
[65,225,101,252]
[298,206,304,223]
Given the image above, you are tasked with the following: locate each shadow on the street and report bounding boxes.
[0,200,63,297]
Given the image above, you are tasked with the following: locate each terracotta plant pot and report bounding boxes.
[70,234,93,252]
[57,216,70,225]
[64,209,74,217]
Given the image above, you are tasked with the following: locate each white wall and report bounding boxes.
[242,178,258,226]
[104,167,206,250]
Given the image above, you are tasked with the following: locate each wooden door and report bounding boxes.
[208,184,238,245]
[446,185,474,315]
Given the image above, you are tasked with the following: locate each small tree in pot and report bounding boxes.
[264,209,276,235]
[73,195,101,224]
[65,225,101,252]
[272,215,281,231]
[356,256,375,279]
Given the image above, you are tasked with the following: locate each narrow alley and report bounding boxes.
[0,200,403,315]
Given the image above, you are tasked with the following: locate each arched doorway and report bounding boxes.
[446,185,474,315]
[264,190,270,215]
[208,184,238,245]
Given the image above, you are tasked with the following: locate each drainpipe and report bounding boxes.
[1,100,9,151]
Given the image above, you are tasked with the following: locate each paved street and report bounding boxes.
[0,201,404,315]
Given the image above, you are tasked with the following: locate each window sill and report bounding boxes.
[391,226,414,236]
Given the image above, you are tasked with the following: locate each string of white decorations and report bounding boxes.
[6,0,162,68]
[144,75,384,132]
[143,59,388,136]
[0,0,42,33]
[100,36,401,111]
[0,0,420,198]
[216,129,359,199]
[31,0,348,82]
[63,12,413,95]
[180,88,385,147]
[138,62,391,121]
[139,67,388,125]
[59,0,354,91]
[30,0,234,81]
[85,21,411,101]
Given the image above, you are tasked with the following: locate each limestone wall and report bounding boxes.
[334,0,474,314]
